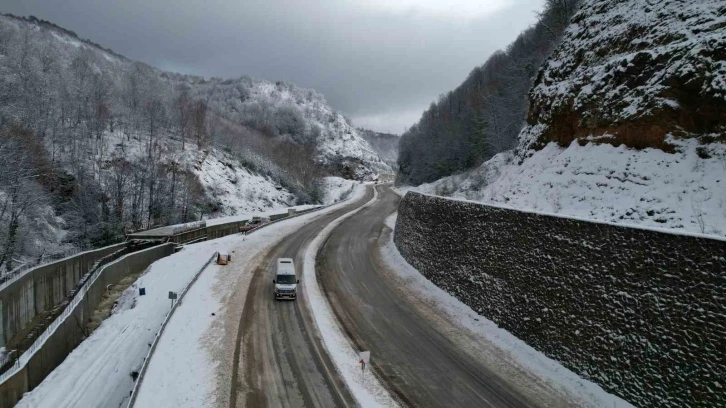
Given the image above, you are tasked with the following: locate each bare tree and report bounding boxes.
[193,100,208,149]
[0,128,49,271]
[176,90,191,150]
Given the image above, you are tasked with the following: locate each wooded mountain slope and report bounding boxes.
[0,14,388,272]
[409,0,726,238]
[397,0,581,186]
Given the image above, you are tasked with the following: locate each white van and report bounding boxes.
[273,258,299,300]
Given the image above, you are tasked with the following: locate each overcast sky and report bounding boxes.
[3,0,544,134]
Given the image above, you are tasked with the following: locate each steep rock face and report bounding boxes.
[521,0,726,153]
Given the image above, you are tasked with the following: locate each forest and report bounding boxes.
[397,0,581,186]
[0,15,339,273]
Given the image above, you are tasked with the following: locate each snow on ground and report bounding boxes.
[301,187,399,408]
[133,185,382,408]
[132,228,287,408]
[413,139,726,238]
[14,201,336,408]
[15,244,219,408]
[379,208,634,408]
[320,176,359,205]
[203,204,318,226]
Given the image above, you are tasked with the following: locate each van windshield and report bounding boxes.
[276,275,296,284]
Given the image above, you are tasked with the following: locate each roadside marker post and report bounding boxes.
[168,291,178,310]
[359,351,370,381]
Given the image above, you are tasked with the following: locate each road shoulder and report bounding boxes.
[378,212,633,408]
[133,187,369,408]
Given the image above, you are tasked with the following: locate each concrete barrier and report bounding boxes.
[395,191,726,408]
[0,243,127,348]
[0,244,175,408]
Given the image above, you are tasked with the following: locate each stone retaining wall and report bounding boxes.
[394,192,725,408]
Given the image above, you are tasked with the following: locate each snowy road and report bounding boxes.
[316,185,583,408]
[135,183,626,408]
[229,188,374,407]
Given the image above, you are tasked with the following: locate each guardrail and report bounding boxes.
[0,240,127,293]
[0,248,81,284]
[128,205,328,406]
[126,251,218,408]
[0,236,127,289]
[0,244,132,376]
[0,251,107,384]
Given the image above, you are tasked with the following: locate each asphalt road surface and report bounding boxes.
[230,187,373,408]
[232,184,575,408]
[318,185,563,408]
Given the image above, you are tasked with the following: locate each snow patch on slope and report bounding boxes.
[320,176,359,205]
[414,139,726,237]
[191,151,295,215]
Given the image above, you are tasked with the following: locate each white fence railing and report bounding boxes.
[0,242,125,293]
[126,251,218,408]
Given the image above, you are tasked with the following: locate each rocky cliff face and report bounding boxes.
[520,0,726,154]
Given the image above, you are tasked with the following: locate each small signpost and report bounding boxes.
[358,351,370,380]
[168,291,178,310]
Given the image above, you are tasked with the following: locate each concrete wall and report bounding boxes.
[0,243,174,408]
[0,243,127,348]
[394,192,726,408]
[205,221,247,241]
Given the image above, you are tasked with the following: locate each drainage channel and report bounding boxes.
[0,241,158,376]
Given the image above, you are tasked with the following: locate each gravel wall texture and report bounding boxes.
[394,192,725,408]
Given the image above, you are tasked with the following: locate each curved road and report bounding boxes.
[230,187,373,408]
[232,184,573,408]
[318,185,562,407]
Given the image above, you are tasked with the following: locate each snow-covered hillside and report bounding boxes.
[0,13,389,266]
[0,14,389,180]
[164,76,391,180]
[97,130,297,219]
[357,128,399,169]
[415,139,726,237]
[408,0,726,238]
[319,177,359,205]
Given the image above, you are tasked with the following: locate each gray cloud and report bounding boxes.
[3,0,544,133]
